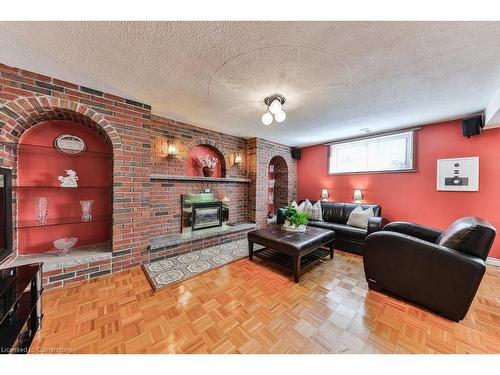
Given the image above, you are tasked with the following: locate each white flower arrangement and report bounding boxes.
[197,154,218,168]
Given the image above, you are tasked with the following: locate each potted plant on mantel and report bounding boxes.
[197,155,218,177]
[282,205,308,232]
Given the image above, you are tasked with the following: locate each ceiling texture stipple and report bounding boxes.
[1,21,500,146]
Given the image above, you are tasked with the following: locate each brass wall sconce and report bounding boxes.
[233,152,242,166]
[166,143,177,159]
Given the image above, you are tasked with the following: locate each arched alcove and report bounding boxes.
[16,120,113,254]
[0,96,122,256]
[186,144,227,178]
[268,155,289,216]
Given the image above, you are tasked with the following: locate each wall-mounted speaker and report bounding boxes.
[291,147,301,160]
[462,115,484,138]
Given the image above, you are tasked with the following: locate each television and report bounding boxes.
[0,168,12,264]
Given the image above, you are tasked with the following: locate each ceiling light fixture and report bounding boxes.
[261,94,286,125]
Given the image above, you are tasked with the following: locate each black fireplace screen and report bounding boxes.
[192,201,223,230]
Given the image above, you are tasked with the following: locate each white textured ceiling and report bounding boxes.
[2,21,500,146]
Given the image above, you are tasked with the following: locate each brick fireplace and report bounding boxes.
[0,62,297,289]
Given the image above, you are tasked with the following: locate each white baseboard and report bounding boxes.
[486,257,500,267]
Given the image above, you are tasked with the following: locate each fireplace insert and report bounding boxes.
[191,201,223,231]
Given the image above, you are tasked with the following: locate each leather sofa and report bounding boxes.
[364,217,496,321]
[277,200,388,255]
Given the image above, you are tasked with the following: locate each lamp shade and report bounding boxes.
[353,189,363,201]
[269,99,282,115]
[321,188,329,200]
[274,110,286,123]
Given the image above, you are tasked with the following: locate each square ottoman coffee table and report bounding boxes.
[247,225,335,282]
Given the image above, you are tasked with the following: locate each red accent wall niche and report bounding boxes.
[297,120,500,259]
[186,145,223,177]
[17,120,112,254]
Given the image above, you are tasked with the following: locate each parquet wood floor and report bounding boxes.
[29,250,500,354]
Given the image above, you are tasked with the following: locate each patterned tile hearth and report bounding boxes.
[143,239,261,290]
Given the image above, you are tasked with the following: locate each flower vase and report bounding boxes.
[35,197,48,226]
[202,167,214,177]
[80,200,94,221]
[282,220,307,232]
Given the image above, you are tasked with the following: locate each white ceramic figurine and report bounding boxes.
[58,169,79,187]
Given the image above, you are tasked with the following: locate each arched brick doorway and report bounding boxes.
[268,155,288,216]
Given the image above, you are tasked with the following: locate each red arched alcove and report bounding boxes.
[186,145,225,178]
[17,120,112,254]
[268,156,289,216]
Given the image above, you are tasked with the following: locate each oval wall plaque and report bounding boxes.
[54,134,86,156]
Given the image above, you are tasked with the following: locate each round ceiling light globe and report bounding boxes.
[261,111,273,125]
[274,110,286,123]
[269,99,282,115]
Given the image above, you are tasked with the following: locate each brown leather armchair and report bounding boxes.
[364,217,496,321]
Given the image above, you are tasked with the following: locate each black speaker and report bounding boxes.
[462,115,484,138]
[291,147,301,160]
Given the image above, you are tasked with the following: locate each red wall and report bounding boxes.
[297,120,500,259]
[186,145,222,177]
[18,120,112,254]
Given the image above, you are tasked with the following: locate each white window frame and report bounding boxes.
[328,130,416,175]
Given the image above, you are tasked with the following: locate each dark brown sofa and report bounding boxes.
[277,200,388,255]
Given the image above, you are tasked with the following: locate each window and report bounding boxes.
[328,130,415,174]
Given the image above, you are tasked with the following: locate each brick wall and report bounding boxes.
[151,115,248,178]
[0,63,151,288]
[248,138,297,226]
[150,115,250,237]
[0,62,296,289]
[150,180,249,237]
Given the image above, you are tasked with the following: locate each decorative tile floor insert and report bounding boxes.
[143,239,262,290]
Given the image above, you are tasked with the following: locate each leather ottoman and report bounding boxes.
[248,225,335,282]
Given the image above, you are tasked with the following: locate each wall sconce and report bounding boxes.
[166,143,177,159]
[353,189,363,202]
[321,188,329,201]
[233,152,242,166]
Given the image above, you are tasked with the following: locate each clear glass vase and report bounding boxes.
[80,200,94,222]
[35,197,48,226]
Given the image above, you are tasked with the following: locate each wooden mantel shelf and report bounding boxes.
[150,174,251,183]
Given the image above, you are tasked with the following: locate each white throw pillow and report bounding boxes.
[346,206,374,229]
[303,199,313,215]
[291,200,306,213]
[307,200,323,221]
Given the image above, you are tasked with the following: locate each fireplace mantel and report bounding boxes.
[150,174,251,183]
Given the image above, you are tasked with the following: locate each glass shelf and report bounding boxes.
[0,142,112,157]
[15,215,112,229]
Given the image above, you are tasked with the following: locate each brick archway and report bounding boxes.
[0,95,124,257]
[269,155,289,214]
[0,96,122,150]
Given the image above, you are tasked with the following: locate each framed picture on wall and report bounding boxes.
[436,157,479,191]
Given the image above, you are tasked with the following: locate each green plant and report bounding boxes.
[284,205,308,226]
